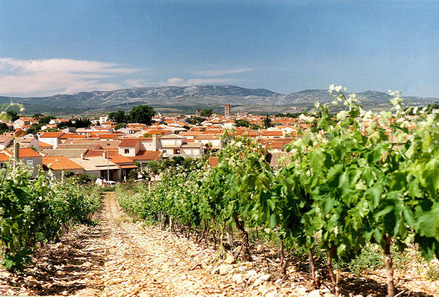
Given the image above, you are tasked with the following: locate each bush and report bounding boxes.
[0,166,101,271]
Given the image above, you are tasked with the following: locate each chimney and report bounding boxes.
[152,134,158,151]
[13,140,19,168]
[80,153,84,160]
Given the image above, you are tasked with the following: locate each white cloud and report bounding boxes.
[161,77,236,87]
[193,67,256,77]
[0,57,143,96]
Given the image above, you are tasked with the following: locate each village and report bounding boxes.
[0,104,305,182]
[0,102,412,184]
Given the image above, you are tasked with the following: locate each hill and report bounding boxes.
[0,85,437,115]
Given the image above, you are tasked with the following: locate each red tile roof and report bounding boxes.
[109,155,135,164]
[208,157,219,168]
[260,130,284,137]
[119,139,140,147]
[39,132,65,138]
[38,141,53,148]
[43,156,83,171]
[19,148,42,158]
[98,134,119,139]
[131,150,161,161]
[0,152,10,162]
[59,133,87,139]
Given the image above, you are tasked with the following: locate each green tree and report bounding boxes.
[38,116,55,125]
[262,114,273,128]
[26,123,42,135]
[200,108,213,117]
[0,123,11,133]
[250,124,261,130]
[128,105,155,125]
[108,110,127,124]
[185,117,205,125]
[57,122,68,129]
[6,110,19,122]
[115,123,128,130]
[234,119,250,127]
[68,118,91,128]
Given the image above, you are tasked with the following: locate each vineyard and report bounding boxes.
[116,89,439,297]
[1,88,439,296]
[0,164,101,272]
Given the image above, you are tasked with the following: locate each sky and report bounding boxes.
[0,0,438,97]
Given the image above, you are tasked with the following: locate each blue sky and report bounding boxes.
[0,0,438,97]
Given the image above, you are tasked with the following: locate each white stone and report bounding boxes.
[219,264,234,275]
[308,289,322,297]
[225,255,236,264]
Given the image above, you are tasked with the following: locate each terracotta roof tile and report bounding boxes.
[39,132,65,138]
[18,148,42,158]
[119,139,140,147]
[0,152,10,162]
[208,157,219,168]
[38,141,53,148]
[131,150,161,161]
[43,156,83,171]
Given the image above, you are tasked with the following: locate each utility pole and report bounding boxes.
[107,143,110,181]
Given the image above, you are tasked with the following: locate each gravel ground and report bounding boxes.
[0,192,437,297]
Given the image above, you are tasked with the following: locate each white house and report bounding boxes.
[38,132,65,149]
[159,134,204,158]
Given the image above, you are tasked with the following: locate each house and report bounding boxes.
[193,134,223,150]
[38,141,53,150]
[108,155,138,181]
[159,134,204,158]
[0,151,10,168]
[0,148,43,178]
[16,135,39,150]
[118,139,141,157]
[0,135,13,150]
[38,132,65,149]
[13,117,32,129]
[257,138,295,152]
[70,155,120,181]
[42,156,84,178]
[17,148,43,177]
[130,150,162,170]
[259,130,284,139]
[99,115,108,125]
[118,136,160,157]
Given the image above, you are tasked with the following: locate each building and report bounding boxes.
[0,135,13,150]
[159,134,204,158]
[38,132,65,149]
[224,104,230,117]
[42,156,84,178]
[0,148,43,178]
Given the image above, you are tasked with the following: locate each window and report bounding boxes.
[124,149,129,154]
[26,159,33,167]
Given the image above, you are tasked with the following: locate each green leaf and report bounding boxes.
[269,213,277,228]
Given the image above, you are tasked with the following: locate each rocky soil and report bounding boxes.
[0,192,438,296]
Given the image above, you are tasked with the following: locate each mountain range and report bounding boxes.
[0,85,437,116]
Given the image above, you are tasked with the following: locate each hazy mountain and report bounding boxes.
[0,85,437,115]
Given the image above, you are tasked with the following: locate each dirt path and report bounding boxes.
[94,192,243,296]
